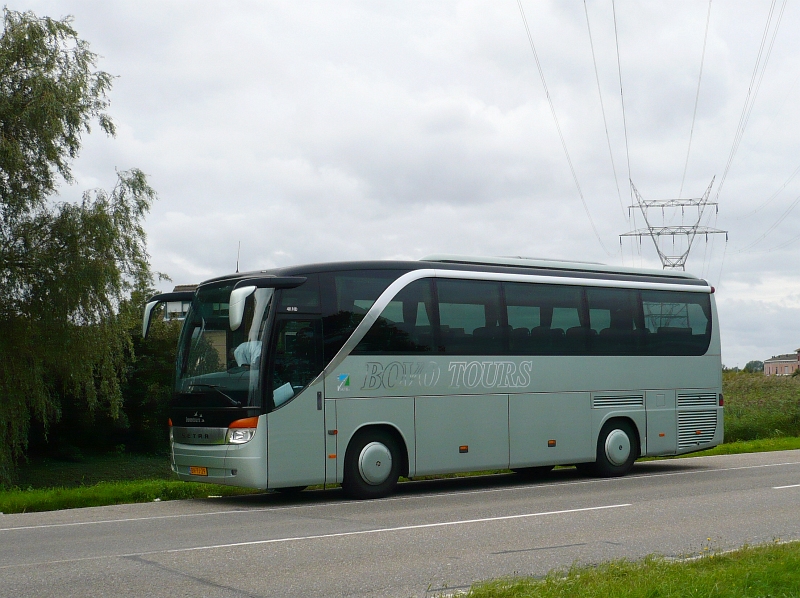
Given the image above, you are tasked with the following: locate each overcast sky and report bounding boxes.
[24,0,800,367]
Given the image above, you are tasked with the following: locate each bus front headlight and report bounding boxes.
[227,428,256,444]
[226,416,259,444]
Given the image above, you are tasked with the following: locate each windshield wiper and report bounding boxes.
[187,383,241,406]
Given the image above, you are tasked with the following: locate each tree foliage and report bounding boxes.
[0,9,155,482]
[743,360,764,373]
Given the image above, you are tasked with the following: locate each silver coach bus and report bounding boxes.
[143,255,723,499]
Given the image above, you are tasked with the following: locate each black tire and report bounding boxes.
[273,486,307,494]
[342,429,401,499]
[513,465,555,478]
[592,419,639,477]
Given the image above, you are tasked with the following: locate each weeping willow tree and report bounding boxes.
[0,9,156,482]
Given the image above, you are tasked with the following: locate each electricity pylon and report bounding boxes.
[619,177,727,270]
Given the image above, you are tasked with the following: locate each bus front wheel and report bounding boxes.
[592,420,639,477]
[342,429,401,499]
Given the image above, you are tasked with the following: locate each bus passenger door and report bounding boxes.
[266,317,326,488]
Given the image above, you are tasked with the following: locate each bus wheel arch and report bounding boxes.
[591,417,641,477]
[341,425,407,499]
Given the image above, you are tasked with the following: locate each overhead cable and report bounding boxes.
[716,0,786,202]
[679,0,712,198]
[736,192,800,253]
[735,161,800,220]
[611,0,631,194]
[516,0,613,256]
[583,0,626,221]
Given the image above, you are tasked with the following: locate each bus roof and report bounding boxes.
[422,254,700,280]
[198,255,706,289]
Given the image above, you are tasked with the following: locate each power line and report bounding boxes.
[734,161,800,220]
[583,0,625,222]
[766,228,800,251]
[610,0,636,265]
[716,0,786,202]
[679,0,712,199]
[611,0,631,192]
[516,0,613,256]
[736,192,800,253]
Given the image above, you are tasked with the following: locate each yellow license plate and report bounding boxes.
[189,466,208,476]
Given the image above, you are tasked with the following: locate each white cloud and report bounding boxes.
[23,0,800,366]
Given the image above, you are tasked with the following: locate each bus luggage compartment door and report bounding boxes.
[415,394,509,476]
[509,392,593,467]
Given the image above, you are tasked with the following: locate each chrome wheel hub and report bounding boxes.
[605,429,631,466]
[358,441,392,485]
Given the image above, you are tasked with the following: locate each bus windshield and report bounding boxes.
[173,283,273,409]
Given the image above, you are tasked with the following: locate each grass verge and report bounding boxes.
[653,435,800,459]
[464,541,800,598]
[0,479,258,514]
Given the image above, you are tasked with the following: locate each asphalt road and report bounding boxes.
[2,449,800,598]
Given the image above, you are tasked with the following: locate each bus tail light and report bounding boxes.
[227,416,259,444]
[719,394,724,406]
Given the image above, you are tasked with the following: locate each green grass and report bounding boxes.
[723,370,800,441]
[0,479,258,514]
[679,435,800,456]
[14,452,174,490]
[464,541,800,598]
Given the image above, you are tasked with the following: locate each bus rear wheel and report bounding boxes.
[342,429,401,499]
[592,420,639,477]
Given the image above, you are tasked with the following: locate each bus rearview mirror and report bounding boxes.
[229,286,256,331]
[142,300,159,338]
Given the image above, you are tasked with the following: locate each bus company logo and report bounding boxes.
[186,412,204,423]
[179,430,210,440]
[337,374,351,391]
[362,361,441,390]
[448,361,533,389]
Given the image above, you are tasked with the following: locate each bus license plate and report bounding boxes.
[189,466,208,476]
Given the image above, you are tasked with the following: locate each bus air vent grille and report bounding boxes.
[592,394,644,409]
[678,411,717,448]
[677,393,718,408]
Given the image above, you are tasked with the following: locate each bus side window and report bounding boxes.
[436,279,504,355]
[320,270,406,364]
[586,287,641,355]
[354,279,435,354]
[641,290,712,355]
[504,282,582,355]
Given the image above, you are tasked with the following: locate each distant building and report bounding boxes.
[165,284,197,321]
[764,349,800,376]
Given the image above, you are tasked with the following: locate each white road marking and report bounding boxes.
[2,457,799,533]
[159,503,632,554]
[773,483,800,489]
[0,503,630,569]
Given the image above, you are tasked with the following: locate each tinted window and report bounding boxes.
[586,287,643,355]
[355,279,435,353]
[278,274,320,312]
[437,279,504,354]
[504,283,585,354]
[641,290,711,355]
[320,270,407,364]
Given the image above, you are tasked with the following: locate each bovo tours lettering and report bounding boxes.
[362,361,441,390]
[448,360,532,389]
